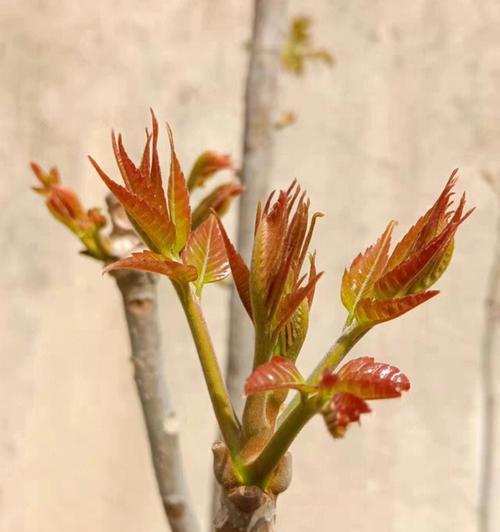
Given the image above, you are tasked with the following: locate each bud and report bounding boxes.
[31,162,60,194]
[192,181,243,229]
[187,151,233,191]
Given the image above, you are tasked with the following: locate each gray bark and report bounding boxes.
[107,195,199,532]
[213,487,276,532]
[212,442,291,532]
[227,0,288,416]
[213,1,288,528]
[114,270,200,532]
[479,172,500,532]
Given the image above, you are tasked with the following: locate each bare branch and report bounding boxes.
[227,0,288,444]
[479,171,500,532]
[213,0,288,527]
[107,195,200,532]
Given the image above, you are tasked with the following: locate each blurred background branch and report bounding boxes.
[479,170,500,532]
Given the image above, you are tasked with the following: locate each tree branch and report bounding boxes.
[213,0,289,528]
[226,0,288,417]
[479,171,500,532]
[107,195,199,532]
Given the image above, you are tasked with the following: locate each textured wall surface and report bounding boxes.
[1,1,499,531]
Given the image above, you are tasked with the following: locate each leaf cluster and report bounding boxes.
[31,113,473,490]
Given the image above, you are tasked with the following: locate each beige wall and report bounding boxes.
[1,1,499,531]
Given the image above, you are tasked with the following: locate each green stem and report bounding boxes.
[174,283,242,459]
[246,398,317,487]
[245,323,367,485]
[307,323,367,385]
[277,323,366,426]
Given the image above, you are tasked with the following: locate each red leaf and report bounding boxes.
[354,291,439,325]
[323,392,371,439]
[386,170,458,271]
[46,185,85,226]
[244,356,311,395]
[139,130,152,180]
[333,356,410,399]
[275,271,323,333]
[111,131,157,208]
[166,123,191,253]
[307,252,318,306]
[89,156,175,255]
[215,216,253,319]
[341,221,395,315]
[104,250,197,282]
[373,200,469,299]
[409,240,454,294]
[181,215,229,295]
[251,191,288,316]
[31,162,60,193]
[31,164,111,260]
[187,151,233,191]
[191,181,244,229]
[149,110,168,215]
[376,173,473,299]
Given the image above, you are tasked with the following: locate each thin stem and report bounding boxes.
[174,283,242,460]
[277,324,366,426]
[245,324,366,485]
[246,398,317,487]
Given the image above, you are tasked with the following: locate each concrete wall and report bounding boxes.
[1,1,499,531]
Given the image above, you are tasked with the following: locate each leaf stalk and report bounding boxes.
[245,324,365,485]
[174,283,242,462]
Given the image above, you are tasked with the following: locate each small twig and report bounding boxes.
[479,171,500,532]
[106,195,200,532]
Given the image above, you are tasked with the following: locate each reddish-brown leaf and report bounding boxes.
[275,271,323,333]
[191,181,244,229]
[139,130,152,180]
[31,164,112,260]
[104,250,197,282]
[112,132,155,206]
[323,392,371,439]
[331,356,410,399]
[182,215,229,295]
[264,201,308,317]
[385,170,458,271]
[89,156,175,255]
[307,253,318,306]
[251,192,288,317]
[408,240,454,294]
[354,291,439,325]
[46,185,85,227]
[374,198,471,299]
[166,123,191,253]
[187,151,233,191]
[341,221,395,315]
[149,110,168,215]
[244,356,312,395]
[215,216,253,319]
[31,162,60,194]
